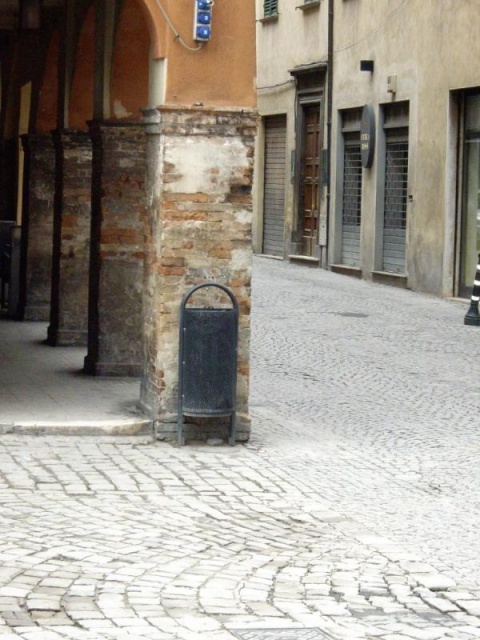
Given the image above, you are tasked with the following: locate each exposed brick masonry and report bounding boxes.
[48,129,91,347]
[84,121,146,376]
[20,134,55,321]
[141,106,258,442]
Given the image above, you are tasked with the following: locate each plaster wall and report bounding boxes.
[256,0,328,89]
[147,0,256,108]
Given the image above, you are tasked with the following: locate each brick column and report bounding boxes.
[84,121,145,376]
[20,134,55,321]
[48,129,91,347]
[141,106,258,443]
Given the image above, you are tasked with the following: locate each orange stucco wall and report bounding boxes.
[69,5,95,129]
[36,31,59,133]
[110,0,149,120]
[141,0,256,108]
[2,0,256,139]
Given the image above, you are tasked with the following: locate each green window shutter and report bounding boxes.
[264,0,278,17]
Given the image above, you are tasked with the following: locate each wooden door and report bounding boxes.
[300,104,320,256]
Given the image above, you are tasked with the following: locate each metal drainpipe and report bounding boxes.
[326,0,334,267]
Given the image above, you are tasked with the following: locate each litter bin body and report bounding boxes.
[178,283,239,445]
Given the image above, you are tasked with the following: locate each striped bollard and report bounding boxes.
[464,253,480,326]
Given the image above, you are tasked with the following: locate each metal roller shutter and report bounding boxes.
[383,135,408,273]
[262,115,286,257]
[342,138,362,266]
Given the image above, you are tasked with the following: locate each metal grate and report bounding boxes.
[342,143,362,227]
[383,138,408,273]
[384,140,408,230]
[341,141,362,266]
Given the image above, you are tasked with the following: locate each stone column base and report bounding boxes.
[83,355,142,377]
[47,326,87,347]
[24,305,50,322]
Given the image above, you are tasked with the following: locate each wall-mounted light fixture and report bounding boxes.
[387,74,397,94]
[360,60,374,73]
[20,0,42,30]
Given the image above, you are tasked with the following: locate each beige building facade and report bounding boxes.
[254,0,330,265]
[331,0,480,298]
[256,0,480,298]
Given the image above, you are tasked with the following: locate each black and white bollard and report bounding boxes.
[464,253,480,326]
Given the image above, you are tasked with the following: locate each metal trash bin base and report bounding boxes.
[177,413,237,447]
[177,283,239,446]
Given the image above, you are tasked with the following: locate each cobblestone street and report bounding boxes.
[1,256,480,639]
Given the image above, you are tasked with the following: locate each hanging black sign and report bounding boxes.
[360,104,375,169]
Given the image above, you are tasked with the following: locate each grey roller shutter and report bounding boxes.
[383,134,408,273]
[263,115,286,257]
[341,137,362,266]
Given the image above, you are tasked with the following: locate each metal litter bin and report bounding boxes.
[177,283,239,446]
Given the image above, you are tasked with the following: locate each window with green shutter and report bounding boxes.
[264,0,278,17]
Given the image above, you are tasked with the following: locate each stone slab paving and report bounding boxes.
[0,319,152,438]
[0,257,479,638]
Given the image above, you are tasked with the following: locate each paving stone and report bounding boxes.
[1,259,480,638]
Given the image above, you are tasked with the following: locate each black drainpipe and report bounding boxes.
[326,0,334,266]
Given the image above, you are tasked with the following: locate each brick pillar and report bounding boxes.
[140,106,258,443]
[48,129,91,347]
[20,134,55,321]
[84,121,145,376]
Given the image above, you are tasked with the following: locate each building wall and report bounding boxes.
[331,0,480,296]
[254,0,328,256]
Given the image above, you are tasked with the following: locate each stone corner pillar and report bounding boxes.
[19,133,55,322]
[47,128,91,347]
[83,120,146,377]
[139,106,259,444]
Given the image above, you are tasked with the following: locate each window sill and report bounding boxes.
[288,254,320,264]
[259,14,279,24]
[371,271,408,288]
[330,264,362,278]
[296,1,321,11]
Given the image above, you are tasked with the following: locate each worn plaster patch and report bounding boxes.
[113,99,133,119]
[164,137,249,194]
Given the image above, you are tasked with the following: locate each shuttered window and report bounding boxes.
[264,0,278,17]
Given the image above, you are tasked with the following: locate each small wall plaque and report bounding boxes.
[360,103,375,169]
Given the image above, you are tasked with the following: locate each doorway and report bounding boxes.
[459,92,480,297]
[262,115,287,256]
[298,102,321,257]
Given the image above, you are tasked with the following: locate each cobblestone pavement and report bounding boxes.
[1,257,480,639]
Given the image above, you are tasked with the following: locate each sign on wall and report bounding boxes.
[360,104,375,169]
